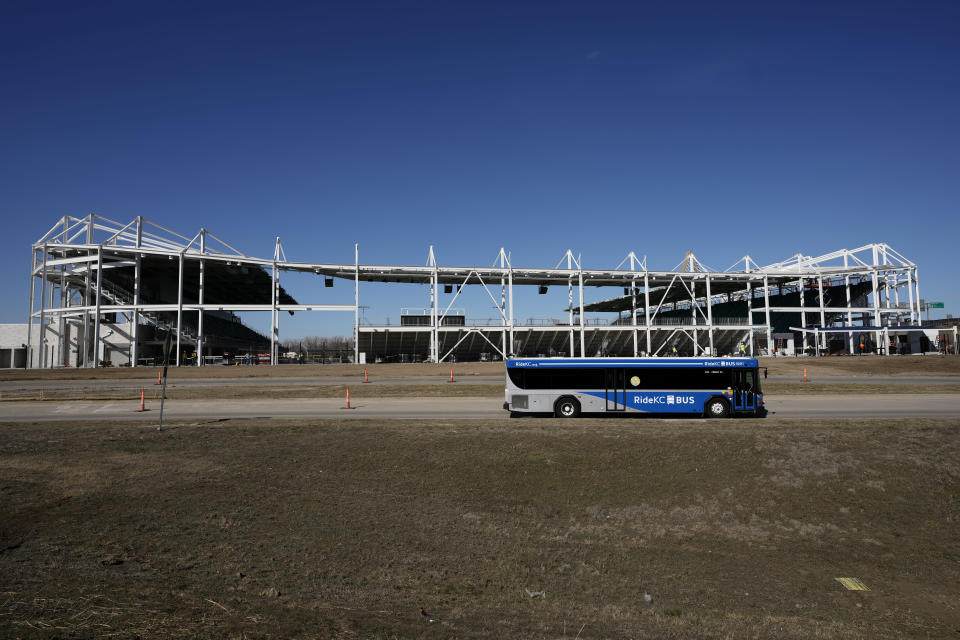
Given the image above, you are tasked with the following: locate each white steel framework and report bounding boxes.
[27,215,944,367]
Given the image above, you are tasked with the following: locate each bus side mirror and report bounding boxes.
[763,368,768,379]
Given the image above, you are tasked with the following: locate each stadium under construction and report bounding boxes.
[20,214,957,368]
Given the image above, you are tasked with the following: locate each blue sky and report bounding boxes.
[3,1,958,337]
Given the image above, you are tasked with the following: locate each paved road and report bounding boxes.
[0,375,503,391]
[1,394,958,422]
[3,374,959,394]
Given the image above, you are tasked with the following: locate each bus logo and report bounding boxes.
[630,376,640,387]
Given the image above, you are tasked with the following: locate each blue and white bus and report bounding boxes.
[504,357,765,418]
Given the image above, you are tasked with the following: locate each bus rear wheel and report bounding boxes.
[554,397,581,418]
[704,398,730,419]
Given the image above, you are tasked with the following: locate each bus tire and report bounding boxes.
[554,397,581,418]
[704,397,730,419]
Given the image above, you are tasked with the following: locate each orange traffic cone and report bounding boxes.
[363,368,370,383]
[345,386,351,409]
[448,367,455,383]
[139,388,145,412]
[803,367,808,383]
[155,370,162,385]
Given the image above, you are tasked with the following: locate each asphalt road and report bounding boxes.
[2,374,959,393]
[1,394,958,422]
[0,375,503,391]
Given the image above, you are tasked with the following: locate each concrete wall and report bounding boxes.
[1,322,135,368]
[0,324,31,369]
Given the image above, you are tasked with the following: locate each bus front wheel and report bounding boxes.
[704,398,730,419]
[554,397,581,418]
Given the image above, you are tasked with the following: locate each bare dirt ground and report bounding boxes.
[1,356,957,403]
[1,417,958,639]
[759,354,960,378]
[1,355,958,383]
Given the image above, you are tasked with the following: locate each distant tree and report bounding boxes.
[281,336,354,361]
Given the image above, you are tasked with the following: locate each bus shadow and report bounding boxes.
[510,411,766,420]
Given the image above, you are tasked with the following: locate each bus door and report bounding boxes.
[733,370,756,411]
[605,368,625,411]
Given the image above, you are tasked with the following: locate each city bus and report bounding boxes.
[504,357,765,418]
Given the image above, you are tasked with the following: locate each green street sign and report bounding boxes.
[929,302,945,308]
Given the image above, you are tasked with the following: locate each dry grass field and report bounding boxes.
[1,416,958,639]
[1,355,957,404]
[4,382,960,403]
[1,354,958,383]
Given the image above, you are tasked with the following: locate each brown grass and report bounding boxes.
[1,416,958,638]
[0,383,504,402]
[4,380,959,402]
[759,354,960,377]
[1,354,958,383]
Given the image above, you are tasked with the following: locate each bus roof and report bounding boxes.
[506,357,759,368]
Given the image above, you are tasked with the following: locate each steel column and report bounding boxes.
[176,253,184,366]
[354,243,359,364]
[798,276,806,355]
[270,260,277,366]
[706,274,714,355]
[691,277,698,356]
[197,230,205,366]
[567,274,574,357]
[39,245,48,368]
[643,271,651,355]
[58,251,67,366]
[631,276,638,357]
[92,249,102,367]
[83,216,94,368]
[500,249,507,359]
[746,278,753,356]
[844,253,853,354]
[907,266,916,324]
[871,268,881,352]
[131,216,142,367]
[48,263,56,366]
[818,275,826,357]
[508,257,514,356]
[578,266,585,357]
[26,247,36,369]
[763,275,772,356]
[431,257,439,363]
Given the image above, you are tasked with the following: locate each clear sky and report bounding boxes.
[3,1,958,338]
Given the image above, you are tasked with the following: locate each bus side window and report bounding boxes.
[743,371,755,392]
